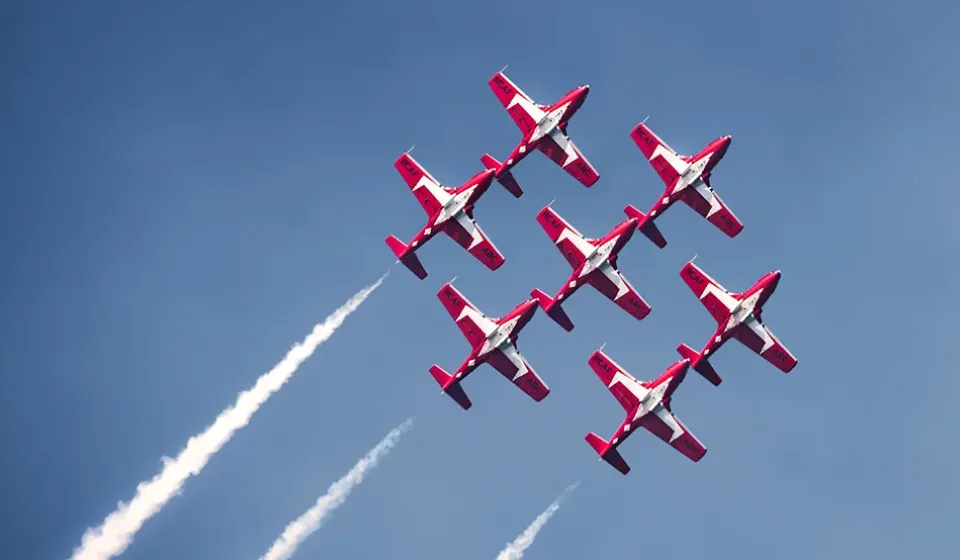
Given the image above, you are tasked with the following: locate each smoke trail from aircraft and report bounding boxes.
[259,418,414,560]
[495,481,580,560]
[68,273,389,560]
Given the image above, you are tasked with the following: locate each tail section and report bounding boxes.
[385,235,428,280]
[677,343,722,386]
[530,288,574,332]
[585,432,630,475]
[429,365,472,410]
[624,204,667,249]
[481,153,523,198]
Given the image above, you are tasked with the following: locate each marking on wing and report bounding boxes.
[452,211,484,249]
[456,303,497,337]
[692,180,723,217]
[653,404,685,443]
[499,342,529,380]
[743,315,775,353]
[557,227,594,256]
[415,175,452,207]
[650,144,688,174]
[598,262,630,300]
[547,127,580,166]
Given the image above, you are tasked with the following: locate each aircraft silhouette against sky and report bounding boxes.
[676,259,799,386]
[385,152,513,280]
[487,69,601,189]
[429,281,550,410]
[529,202,652,332]
[626,122,744,248]
[584,347,707,475]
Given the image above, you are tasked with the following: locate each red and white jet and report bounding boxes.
[385,152,515,280]
[625,122,743,248]
[585,347,707,474]
[429,282,550,410]
[530,204,651,332]
[487,70,600,189]
[676,259,798,386]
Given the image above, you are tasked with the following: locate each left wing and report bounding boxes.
[394,153,452,215]
[443,212,506,271]
[535,205,593,269]
[734,315,798,373]
[587,263,651,321]
[680,261,738,325]
[679,182,744,238]
[588,349,642,412]
[488,71,545,136]
[436,283,496,348]
[630,122,685,188]
[486,342,550,402]
[536,129,600,187]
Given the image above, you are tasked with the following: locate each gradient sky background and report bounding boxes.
[3,1,959,559]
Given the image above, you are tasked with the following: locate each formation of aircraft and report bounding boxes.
[384,68,800,475]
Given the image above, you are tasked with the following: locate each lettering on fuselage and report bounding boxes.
[493,76,514,97]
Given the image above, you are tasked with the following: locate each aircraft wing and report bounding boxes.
[436,283,496,348]
[486,342,550,402]
[535,206,592,269]
[588,350,642,412]
[587,263,651,321]
[734,315,798,373]
[488,71,545,135]
[680,261,738,325]
[630,122,686,188]
[394,153,452,215]
[443,212,506,271]
[641,404,707,462]
[536,129,601,187]
[679,182,744,238]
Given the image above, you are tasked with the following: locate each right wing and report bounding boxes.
[587,263,652,321]
[486,342,550,402]
[630,122,686,189]
[443,212,506,271]
[536,129,601,187]
[734,315,799,373]
[436,283,496,348]
[588,350,642,412]
[488,71,545,136]
[679,182,744,238]
[535,205,593,269]
[642,404,708,462]
[394,153,452,215]
[679,261,738,325]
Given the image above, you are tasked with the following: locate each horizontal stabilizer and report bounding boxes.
[481,153,523,198]
[677,343,722,386]
[624,204,667,248]
[385,235,428,279]
[429,365,472,410]
[530,288,574,332]
[585,432,630,475]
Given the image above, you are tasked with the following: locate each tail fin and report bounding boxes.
[585,432,630,475]
[429,365,472,410]
[530,288,574,332]
[677,343,722,386]
[385,235,428,280]
[624,204,667,249]
[481,153,523,198]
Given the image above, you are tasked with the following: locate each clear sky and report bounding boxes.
[3,1,959,558]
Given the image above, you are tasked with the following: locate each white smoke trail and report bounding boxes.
[495,481,580,560]
[259,418,414,560]
[68,273,389,560]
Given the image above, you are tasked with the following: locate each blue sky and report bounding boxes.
[3,1,959,558]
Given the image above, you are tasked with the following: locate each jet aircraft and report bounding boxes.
[385,152,511,279]
[584,347,707,474]
[626,122,743,248]
[429,282,550,410]
[676,259,799,386]
[487,70,600,188]
[530,203,651,332]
